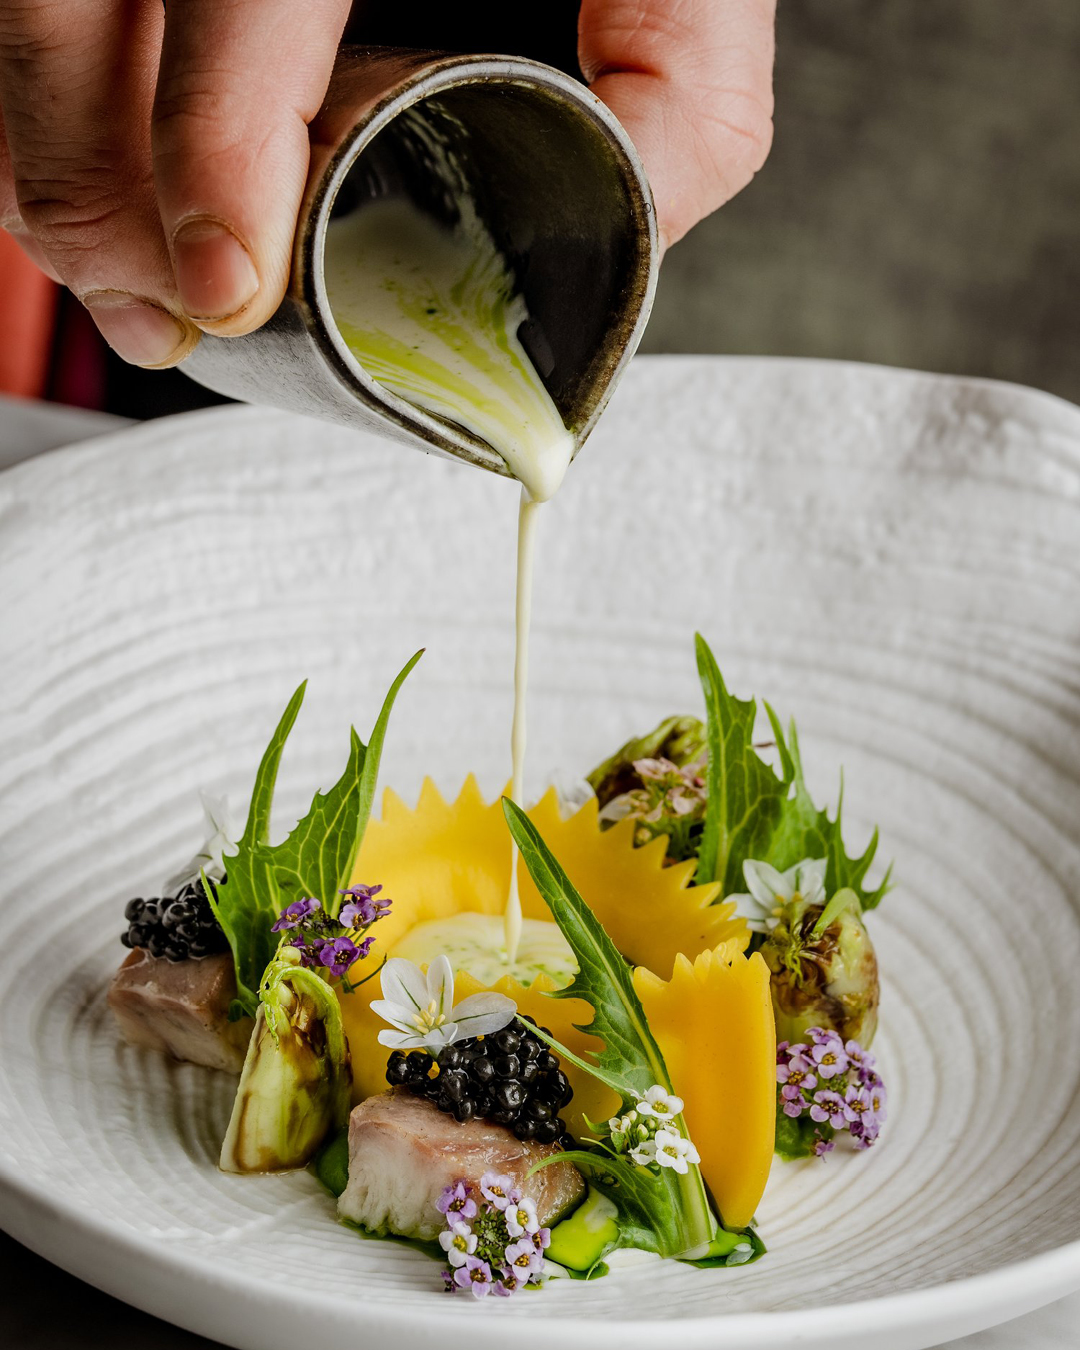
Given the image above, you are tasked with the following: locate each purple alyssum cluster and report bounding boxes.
[777,1028,887,1154]
[271,884,390,986]
[598,756,707,861]
[437,1174,550,1298]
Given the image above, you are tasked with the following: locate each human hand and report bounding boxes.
[580,0,776,251]
[0,1,774,371]
[0,0,352,368]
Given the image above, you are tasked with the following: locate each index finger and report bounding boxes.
[152,0,351,336]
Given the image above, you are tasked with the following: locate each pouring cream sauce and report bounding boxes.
[324,188,574,969]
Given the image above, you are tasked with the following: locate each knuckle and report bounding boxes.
[16,163,132,254]
[0,3,69,59]
[154,82,242,141]
[153,85,289,167]
[694,89,775,202]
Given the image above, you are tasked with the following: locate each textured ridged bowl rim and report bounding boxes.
[3,362,1080,1349]
[4,1141,1079,1349]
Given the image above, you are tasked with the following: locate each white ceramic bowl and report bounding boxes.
[2,357,1080,1350]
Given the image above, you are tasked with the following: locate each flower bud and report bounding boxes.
[761,888,880,1047]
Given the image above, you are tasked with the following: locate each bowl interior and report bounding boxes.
[1,357,1080,1348]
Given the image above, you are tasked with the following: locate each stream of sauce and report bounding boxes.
[325,185,574,969]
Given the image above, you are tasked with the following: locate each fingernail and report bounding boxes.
[83,292,192,368]
[172,217,259,323]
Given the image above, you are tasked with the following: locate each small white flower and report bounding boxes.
[608,1109,638,1134]
[630,1138,658,1167]
[439,1220,478,1267]
[597,793,637,825]
[651,1128,700,1175]
[164,790,236,893]
[505,1196,539,1238]
[370,955,516,1054]
[726,857,827,933]
[635,1085,684,1120]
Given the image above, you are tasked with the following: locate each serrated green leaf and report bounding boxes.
[537,1150,671,1255]
[694,633,785,893]
[502,799,671,1103]
[502,800,716,1258]
[694,633,892,910]
[209,683,307,1014]
[209,653,422,1012]
[263,648,422,920]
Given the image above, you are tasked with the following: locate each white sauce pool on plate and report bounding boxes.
[392,912,576,989]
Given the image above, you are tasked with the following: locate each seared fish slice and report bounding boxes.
[108,949,253,1072]
[338,1088,585,1240]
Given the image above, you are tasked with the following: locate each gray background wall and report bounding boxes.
[643,1,1080,406]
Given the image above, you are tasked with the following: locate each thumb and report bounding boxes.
[580,0,776,251]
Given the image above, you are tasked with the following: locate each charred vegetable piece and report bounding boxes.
[219,956,351,1173]
[338,1089,584,1241]
[762,888,879,1047]
[108,948,253,1072]
[586,715,705,809]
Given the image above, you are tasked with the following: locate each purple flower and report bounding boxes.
[504,1237,543,1281]
[813,1134,835,1157]
[453,1257,494,1298]
[271,897,321,932]
[845,1039,877,1080]
[290,935,320,969]
[777,1049,817,1094]
[809,1031,849,1079]
[809,1089,852,1128]
[338,883,391,928]
[781,1089,809,1118]
[850,1116,881,1149]
[437,1181,477,1221]
[505,1196,540,1238]
[866,1079,887,1122]
[531,1227,551,1252]
[844,1083,880,1132]
[438,1220,478,1268]
[493,1272,519,1297]
[315,935,360,978]
[480,1173,517,1210]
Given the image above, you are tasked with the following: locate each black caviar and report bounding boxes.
[385,1016,575,1147]
[121,877,229,962]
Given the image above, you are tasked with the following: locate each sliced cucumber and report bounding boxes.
[546,1187,620,1271]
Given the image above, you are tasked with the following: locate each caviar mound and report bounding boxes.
[121,878,229,963]
[386,1017,574,1147]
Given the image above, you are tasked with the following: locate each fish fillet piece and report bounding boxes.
[108,948,253,1072]
[338,1088,585,1240]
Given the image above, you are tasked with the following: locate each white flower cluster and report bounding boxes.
[607,1085,701,1176]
